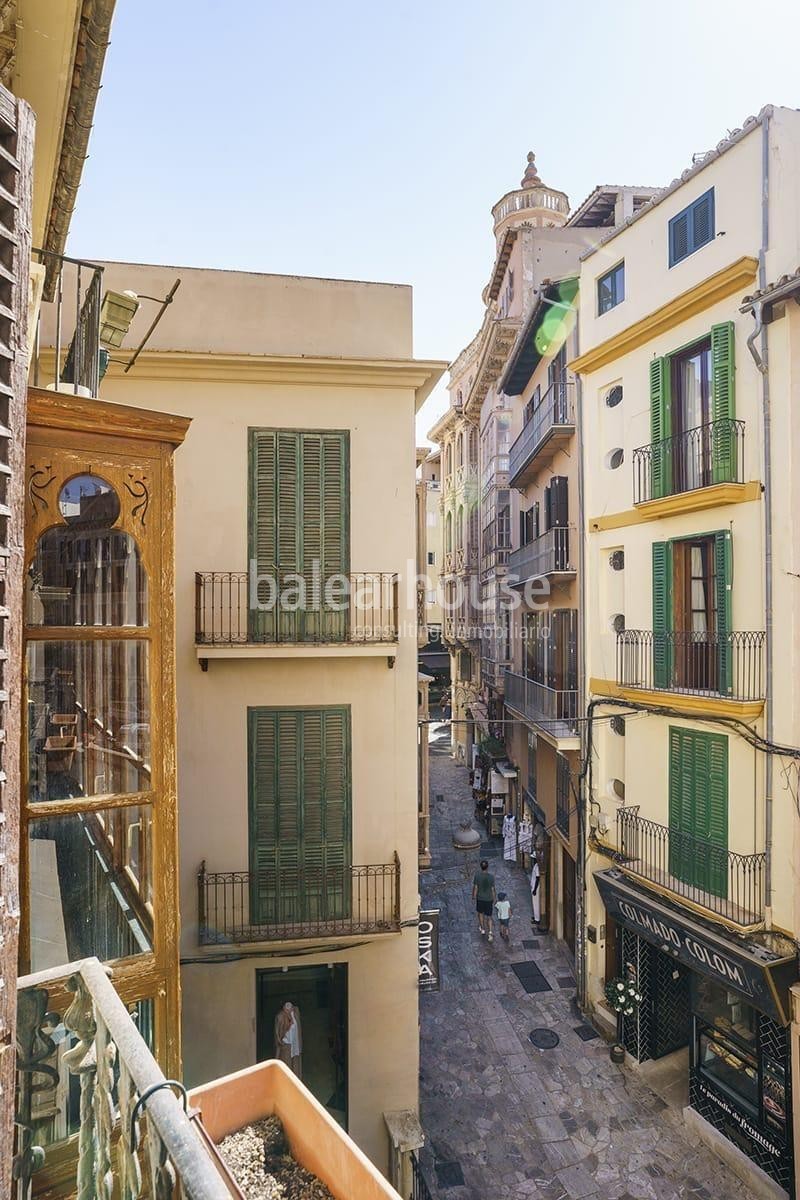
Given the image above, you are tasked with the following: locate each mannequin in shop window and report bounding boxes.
[502,812,516,861]
[274,1001,303,1078]
[530,856,542,925]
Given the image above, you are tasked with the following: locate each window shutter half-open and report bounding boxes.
[669,211,690,266]
[714,530,732,693]
[652,540,673,688]
[649,357,672,499]
[711,322,736,484]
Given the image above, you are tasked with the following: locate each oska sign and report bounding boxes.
[594,870,797,1025]
[418,909,440,992]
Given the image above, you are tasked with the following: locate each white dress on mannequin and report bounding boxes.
[530,860,541,923]
[502,813,516,861]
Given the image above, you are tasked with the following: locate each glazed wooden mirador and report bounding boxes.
[18,387,189,1196]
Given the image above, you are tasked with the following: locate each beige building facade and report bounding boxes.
[576,106,800,1198]
[91,260,444,1173]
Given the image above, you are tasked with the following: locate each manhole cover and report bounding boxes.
[529,1028,560,1049]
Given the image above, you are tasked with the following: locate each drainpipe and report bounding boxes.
[743,112,773,916]
[574,330,588,1010]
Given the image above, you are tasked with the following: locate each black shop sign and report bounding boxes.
[595,869,797,1024]
[418,909,440,992]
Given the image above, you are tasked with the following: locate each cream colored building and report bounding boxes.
[87,260,444,1174]
[576,106,800,1198]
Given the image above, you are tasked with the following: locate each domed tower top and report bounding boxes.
[492,150,569,241]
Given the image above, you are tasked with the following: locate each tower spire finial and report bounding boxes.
[521,151,542,188]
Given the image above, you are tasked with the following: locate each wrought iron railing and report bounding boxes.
[198,856,401,945]
[195,570,398,645]
[410,1152,434,1200]
[508,526,571,583]
[632,419,745,504]
[504,670,578,736]
[616,629,766,701]
[32,249,104,397]
[509,381,575,484]
[616,807,766,926]
[480,655,510,690]
[15,957,229,1200]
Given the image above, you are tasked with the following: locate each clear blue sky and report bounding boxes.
[68,0,800,441]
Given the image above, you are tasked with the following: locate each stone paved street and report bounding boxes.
[418,743,752,1200]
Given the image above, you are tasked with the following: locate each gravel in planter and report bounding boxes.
[218,1116,336,1200]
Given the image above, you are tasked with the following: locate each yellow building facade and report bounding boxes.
[577,106,800,1198]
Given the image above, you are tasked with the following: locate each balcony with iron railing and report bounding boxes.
[31,249,105,396]
[615,806,766,928]
[632,419,746,506]
[198,856,401,945]
[195,571,398,662]
[509,381,575,488]
[15,957,231,1200]
[508,527,574,585]
[504,670,579,740]
[480,654,510,692]
[616,629,766,703]
[456,543,479,574]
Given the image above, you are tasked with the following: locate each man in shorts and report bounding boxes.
[472,859,496,942]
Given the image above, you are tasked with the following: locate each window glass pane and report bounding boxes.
[26,527,148,627]
[28,805,153,971]
[59,475,120,527]
[26,640,151,802]
[694,977,757,1046]
[699,1030,758,1113]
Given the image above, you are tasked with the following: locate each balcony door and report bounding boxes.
[652,531,731,694]
[672,339,712,493]
[248,707,352,926]
[248,429,349,642]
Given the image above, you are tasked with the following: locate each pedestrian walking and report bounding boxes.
[495,891,512,942]
[472,858,496,942]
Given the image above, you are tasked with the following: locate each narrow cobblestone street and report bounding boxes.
[418,744,753,1200]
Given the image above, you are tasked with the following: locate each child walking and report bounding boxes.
[495,891,512,942]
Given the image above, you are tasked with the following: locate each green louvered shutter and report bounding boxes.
[248,709,301,924]
[668,728,728,898]
[249,431,349,643]
[649,357,672,499]
[711,322,736,484]
[668,727,693,883]
[249,430,277,641]
[319,433,348,640]
[714,530,732,694]
[248,707,351,925]
[706,733,729,897]
[652,541,673,688]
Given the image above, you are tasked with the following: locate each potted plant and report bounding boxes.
[604,975,642,1063]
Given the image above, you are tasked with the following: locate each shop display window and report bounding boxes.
[698,1028,759,1114]
[694,977,757,1047]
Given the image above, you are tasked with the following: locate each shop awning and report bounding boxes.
[594,869,798,1025]
[496,761,517,779]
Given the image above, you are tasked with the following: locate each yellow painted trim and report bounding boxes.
[569,256,759,375]
[589,480,761,531]
[589,676,764,721]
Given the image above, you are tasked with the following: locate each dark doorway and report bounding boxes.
[256,964,348,1127]
[651,949,691,1059]
[561,850,576,956]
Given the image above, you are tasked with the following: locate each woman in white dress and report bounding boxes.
[274,1001,302,1078]
[502,812,516,861]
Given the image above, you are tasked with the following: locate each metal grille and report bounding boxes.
[410,1152,433,1200]
[620,928,650,1062]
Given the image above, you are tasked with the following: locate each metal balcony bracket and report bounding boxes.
[388,655,396,669]
[199,657,208,672]
[130,1079,188,1152]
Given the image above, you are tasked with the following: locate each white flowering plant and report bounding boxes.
[604,976,642,1017]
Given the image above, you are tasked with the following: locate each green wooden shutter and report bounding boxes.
[319,433,348,640]
[668,728,728,898]
[649,357,672,499]
[652,541,673,688]
[714,530,732,694]
[249,430,277,641]
[711,322,736,484]
[248,707,351,925]
[706,733,729,898]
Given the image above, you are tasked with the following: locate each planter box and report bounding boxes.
[188,1059,402,1200]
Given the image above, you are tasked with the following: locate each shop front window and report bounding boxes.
[694,977,759,1114]
[698,1029,759,1114]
